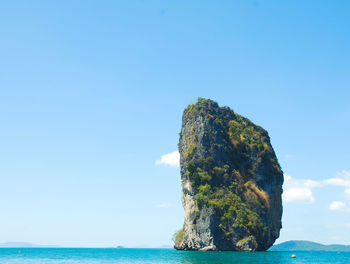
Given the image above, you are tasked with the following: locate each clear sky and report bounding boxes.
[0,0,349,247]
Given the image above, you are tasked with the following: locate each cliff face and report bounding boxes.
[174,98,283,251]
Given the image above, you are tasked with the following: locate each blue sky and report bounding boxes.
[0,0,349,247]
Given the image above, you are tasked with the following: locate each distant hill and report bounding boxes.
[0,242,58,248]
[270,240,350,251]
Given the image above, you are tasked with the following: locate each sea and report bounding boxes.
[0,248,349,264]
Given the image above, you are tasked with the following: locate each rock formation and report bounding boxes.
[174,98,283,251]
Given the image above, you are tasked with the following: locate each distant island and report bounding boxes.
[270,240,350,251]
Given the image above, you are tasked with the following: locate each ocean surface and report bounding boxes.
[0,248,349,264]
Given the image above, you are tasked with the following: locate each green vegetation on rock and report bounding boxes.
[172,229,184,246]
[188,157,267,241]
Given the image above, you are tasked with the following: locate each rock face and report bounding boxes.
[174,98,283,251]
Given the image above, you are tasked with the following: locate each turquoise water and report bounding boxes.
[0,248,349,264]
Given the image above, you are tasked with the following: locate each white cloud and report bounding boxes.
[283,187,315,203]
[284,154,293,159]
[329,201,349,211]
[323,178,350,188]
[283,171,350,204]
[155,151,180,167]
[282,175,317,203]
[321,171,350,203]
[323,170,350,188]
